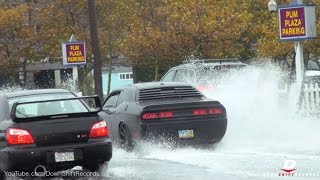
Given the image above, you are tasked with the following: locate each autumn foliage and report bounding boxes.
[1,0,320,80]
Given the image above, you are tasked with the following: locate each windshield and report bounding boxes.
[8,92,88,118]
[197,64,247,85]
[307,60,320,71]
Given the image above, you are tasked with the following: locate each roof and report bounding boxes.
[19,56,132,71]
[3,89,71,98]
[22,62,68,71]
[130,82,193,90]
[102,66,133,73]
[177,58,247,69]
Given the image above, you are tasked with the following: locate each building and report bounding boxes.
[17,57,133,93]
[102,66,133,95]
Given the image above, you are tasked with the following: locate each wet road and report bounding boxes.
[105,66,320,180]
[6,66,320,180]
[105,115,320,180]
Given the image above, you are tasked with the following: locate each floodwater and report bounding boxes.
[3,64,320,180]
[106,64,320,180]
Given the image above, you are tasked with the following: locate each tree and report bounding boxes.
[37,0,95,94]
[97,0,132,94]
[0,4,36,84]
[120,0,252,80]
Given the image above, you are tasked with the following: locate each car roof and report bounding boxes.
[131,82,193,90]
[174,59,247,69]
[3,89,71,98]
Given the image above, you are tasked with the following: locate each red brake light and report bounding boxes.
[6,128,34,145]
[142,113,158,120]
[208,108,223,115]
[193,109,207,116]
[196,85,209,92]
[196,85,215,93]
[89,121,108,138]
[159,112,173,118]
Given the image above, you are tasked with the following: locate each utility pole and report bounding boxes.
[88,0,103,101]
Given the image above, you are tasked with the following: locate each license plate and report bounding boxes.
[54,152,74,162]
[178,129,194,138]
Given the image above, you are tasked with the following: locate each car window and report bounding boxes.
[197,64,246,84]
[117,91,125,105]
[173,69,188,82]
[8,92,88,118]
[161,70,176,82]
[104,92,120,108]
[307,60,320,71]
[187,70,196,84]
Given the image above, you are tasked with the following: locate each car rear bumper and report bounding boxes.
[141,118,227,144]
[0,139,112,172]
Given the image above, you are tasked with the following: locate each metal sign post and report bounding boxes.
[61,34,87,91]
[278,1,316,82]
[276,0,316,112]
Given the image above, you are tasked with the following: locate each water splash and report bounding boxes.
[106,63,320,179]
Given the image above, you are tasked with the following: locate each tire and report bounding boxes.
[0,170,5,180]
[83,164,100,172]
[119,123,134,151]
[0,171,3,180]
[83,162,108,179]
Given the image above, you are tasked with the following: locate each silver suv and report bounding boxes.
[160,58,247,93]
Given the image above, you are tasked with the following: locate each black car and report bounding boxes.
[0,89,112,179]
[100,82,227,150]
[160,58,247,94]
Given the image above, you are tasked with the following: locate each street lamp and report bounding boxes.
[268,0,277,12]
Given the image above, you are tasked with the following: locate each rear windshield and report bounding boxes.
[8,92,88,118]
[197,64,246,84]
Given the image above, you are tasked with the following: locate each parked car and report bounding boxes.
[0,89,112,179]
[305,59,320,83]
[100,82,227,150]
[160,58,247,94]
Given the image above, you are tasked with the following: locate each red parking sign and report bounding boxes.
[278,5,316,41]
[62,42,86,65]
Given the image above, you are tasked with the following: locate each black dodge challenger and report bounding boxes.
[0,89,112,179]
[100,82,227,150]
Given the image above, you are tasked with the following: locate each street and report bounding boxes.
[3,66,320,180]
[105,66,320,180]
[1,1,320,180]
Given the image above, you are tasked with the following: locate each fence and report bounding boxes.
[301,83,320,114]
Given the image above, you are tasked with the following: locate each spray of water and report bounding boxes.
[204,63,320,153]
[1,66,318,179]
[107,64,320,179]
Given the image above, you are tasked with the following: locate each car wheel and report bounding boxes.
[0,171,4,180]
[119,123,134,151]
[83,164,100,172]
[83,162,108,179]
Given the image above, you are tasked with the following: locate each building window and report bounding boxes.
[119,73,133,80]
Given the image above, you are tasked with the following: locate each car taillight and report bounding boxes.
[159,112,173,118]
[89,120,108,138]
[196,85,215,93]
[193,109,207,116]
[6,128,34,145]
[142,111,174,120]
[208,108,223,115]
[193,108,223,116]
[142,113,158,120]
